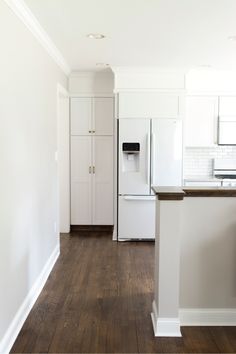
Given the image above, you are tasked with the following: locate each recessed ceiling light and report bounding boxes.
[96,63,109,67]
[87,33,105,39]
[228,36,236,41]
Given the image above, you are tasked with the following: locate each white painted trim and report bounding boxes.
[0,245,60,354]
[151,301,182,337]
[187,90,236,96]
[57,83,69,98]
[69,70,112,78]
[57,84,70,234]
[4,0,70,76]
[70,93,114,98]
[111,66,188,75]
[113,88,186,93]
[180,308,236,326]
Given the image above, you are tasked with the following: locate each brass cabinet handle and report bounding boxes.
[89,166,92,174]
[93,166,95,174]
[89,130,92,133]
[93,130,96,133]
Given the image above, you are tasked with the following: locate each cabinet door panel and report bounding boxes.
[71,136,92,224]
[118,92,181,118]
[185,96,218,147]
[93,98,113,135]
[219,96,236,115]
[71,98,92,135]
[92,137,113,225]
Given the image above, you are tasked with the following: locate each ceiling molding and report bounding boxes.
[4,0,71,76]
[69,70,113,78]
[111,66,188,75]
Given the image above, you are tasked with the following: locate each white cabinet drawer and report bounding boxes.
[118,196,155,240]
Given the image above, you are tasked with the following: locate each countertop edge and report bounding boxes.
[152,186,236,200]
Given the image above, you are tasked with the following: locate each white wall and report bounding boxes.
[0,1,67,350]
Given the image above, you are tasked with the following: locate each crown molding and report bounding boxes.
[4,0,71,76]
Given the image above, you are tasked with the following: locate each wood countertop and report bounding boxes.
[152,186,236,200]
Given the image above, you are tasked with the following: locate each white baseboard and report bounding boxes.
[180,308,236,326]
[151,301,182,337]
[0,244,60,354]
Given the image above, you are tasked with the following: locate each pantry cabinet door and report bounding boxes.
[93,97,113,135]
[70,97,92,135]
[92,136,114,225]
[71,136,92,224]
[185,96,218,147]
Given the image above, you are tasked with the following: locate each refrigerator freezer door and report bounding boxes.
[118,196,155,240]
[119,119,151,195]
[151,119,182,186]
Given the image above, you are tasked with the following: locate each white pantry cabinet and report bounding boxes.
[185,96,218,147]
[70,97,114,225]
[71,97,113,135]
[118,92,183,119]
[71,136,113,225]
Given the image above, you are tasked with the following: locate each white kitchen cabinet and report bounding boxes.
[219,96,236,115]
[71,136,92,224]
[94,98,113,135]
[70,97,114,226]
[185,96,218,147]
[118,92,182,119]
[71,136,114,225]
[92,137,113,224]
[71,97,92,135]
[71,97,113,136]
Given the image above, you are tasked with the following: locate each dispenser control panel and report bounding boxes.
[122,142,140,154]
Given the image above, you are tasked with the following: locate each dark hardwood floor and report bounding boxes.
[11,232,236,353]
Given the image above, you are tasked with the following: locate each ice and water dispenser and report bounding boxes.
[122,142,140,172]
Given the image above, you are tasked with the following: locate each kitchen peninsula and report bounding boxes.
[151,186,236,337]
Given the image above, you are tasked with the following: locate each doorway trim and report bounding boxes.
[57,83,70,234]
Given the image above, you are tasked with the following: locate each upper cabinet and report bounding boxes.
[118,92,183,119]
[219,96,236,116]
[185,96,218,147]
[218,96,236,145]
[93,98,114,135]
[71,97,92,135]
[71,97,113,136]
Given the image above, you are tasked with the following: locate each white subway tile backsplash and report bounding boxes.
[184,146,236,177]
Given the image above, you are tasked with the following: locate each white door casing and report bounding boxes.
[57,84,70,233]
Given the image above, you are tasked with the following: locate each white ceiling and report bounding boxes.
[24,0,236,72]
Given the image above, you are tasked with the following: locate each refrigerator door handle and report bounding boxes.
[123,196,156,201]
[151,133,156,186]
[147,133,151,185]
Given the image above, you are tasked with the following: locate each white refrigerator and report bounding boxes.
[118,118,182,240]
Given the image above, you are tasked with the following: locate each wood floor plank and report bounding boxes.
[11,232,236,353]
